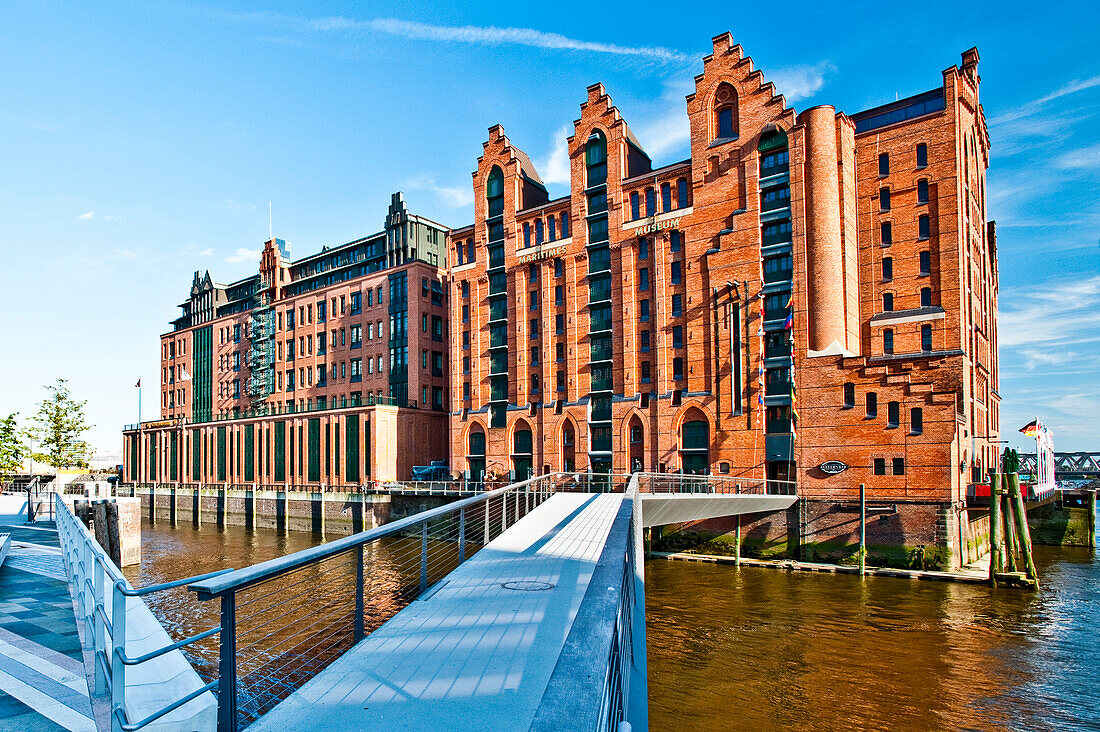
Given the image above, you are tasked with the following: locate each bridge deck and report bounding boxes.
[252,492,624,732]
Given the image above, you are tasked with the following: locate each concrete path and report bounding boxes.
[0,521,95,732]
[253,492,624,732]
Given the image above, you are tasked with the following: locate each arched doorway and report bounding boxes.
[512,420,533,481]
[680,415,709,475]
[467,425,486,485]
[561,421,576,473]
[628,416,644,473]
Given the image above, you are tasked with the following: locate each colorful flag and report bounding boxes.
[1019,420,1040,437]
[135,379,141,388]
[783,313,793,330]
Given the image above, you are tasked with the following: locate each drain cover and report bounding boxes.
[501,580,555,591]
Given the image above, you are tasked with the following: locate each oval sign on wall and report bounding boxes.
[819,461,849,475]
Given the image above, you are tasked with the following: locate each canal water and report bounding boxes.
[129,520,1100,731]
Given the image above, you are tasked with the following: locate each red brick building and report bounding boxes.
[447,35,999,567]
[123,193,451,485]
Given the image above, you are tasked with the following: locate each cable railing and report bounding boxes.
[634,472,797,495]
[187,472,565,731]
[53,493,225,732]
[530,473,644,732]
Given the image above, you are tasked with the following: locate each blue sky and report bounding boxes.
[1,0,1097,459]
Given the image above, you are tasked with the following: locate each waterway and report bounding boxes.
[127,520,1100,731]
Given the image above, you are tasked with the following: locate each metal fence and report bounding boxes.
[53,494,228,732]
[186,472,565,730]
[634,472,795,495]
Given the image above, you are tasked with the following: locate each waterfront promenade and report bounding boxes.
[0,497,98,731]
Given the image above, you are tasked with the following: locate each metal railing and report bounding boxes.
[530,474,643,732]
[187,472,567,731]
[633,472,795,495]
[53,494,228,731]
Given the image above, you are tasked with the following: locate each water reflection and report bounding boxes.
[645,546,1100,732]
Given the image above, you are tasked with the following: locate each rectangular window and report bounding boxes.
[529,318,539,338]
[887,401,900,428]
[920,287,932,307]
[645,188,656,216]
[921,324,933,352]
[548,217,556,241]
[882,256,893,281]
[678,178,688,208]
[556,370,565,392]
[916,143,928,168]
[843,382,855,408]
[639,237,649,259]
[640,329,650,351]
[881,221,893,245]
[555,314,564,335]
[672,294,682,317]
[672,325,683,348]
[641,360,651,382]
[673,357,684,381]
[917,178,929,204]
[883,328,894,354]
[866,392,878,419]
[530,346,539,365]
[883,292,893,312]
[555,258,564,277]
[661,183,672,212]
[462,356,469,374]
[919,214,931,239]
[555,285,564,307]
[556,342,565,362]
[462,304,469,323]
[892,457,906,476]
[919,250,931,275]
[671,261,682,284]
[639,267,649,291]
[350,325,361,347]
[630,192,640,220]
[879,187,891,211]
[639,298,650,321]
[670,230,681,253]
[879,152,889,176]
[873,458,886,475]
[530,290,539,311]
[911,407,923,435]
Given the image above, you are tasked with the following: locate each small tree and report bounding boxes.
[0,413,28,475]
[31,378,92,470]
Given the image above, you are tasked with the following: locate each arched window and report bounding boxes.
[468,428,486,456]
[677,178,688,209]
[645,187,656,216]
[713,83,738,140]
[585,130,607,187]
[680,417,709,475]
[467,425,486,485]
[561,421,576,473]
[487,166,504,218]
[630,191,640,220]
[535,219,544,245]
[561,212,570,238]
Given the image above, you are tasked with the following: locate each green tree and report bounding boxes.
[31,378,92,470]
[0,413,29,475]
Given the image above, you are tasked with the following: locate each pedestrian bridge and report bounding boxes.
[50,473,796,731]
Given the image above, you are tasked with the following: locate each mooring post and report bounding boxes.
[735,516,742,566]
[1008,471,1039,586]
[1089,489,1097,549]
[859,483,866,577]
[1003,495,1019,574]
[989,471,1001,586]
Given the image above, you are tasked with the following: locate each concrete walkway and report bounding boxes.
[253,492,624,732]
[0,519,95,731]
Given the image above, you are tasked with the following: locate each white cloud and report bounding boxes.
[767,62,833,103]
[636,108,691,160]
[406,175,473,208]
[226,247,261,264]
[308,17,691,64]
[989,75,1100,127]
[1054,143,1100,171]
[539,125,574,187]
[199,248,214,257]
[998,275,1100,348]
[113,248,138,260]
[79,211,94,220]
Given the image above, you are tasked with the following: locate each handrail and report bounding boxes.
[52,494,219,731]
[188,471,554,599]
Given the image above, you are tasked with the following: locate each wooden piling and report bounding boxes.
[858,483,866,578]
[988,471,1001,587]
[1003,495,1019,574]
[1089,490,1097,549]
[1007,472,1039,587]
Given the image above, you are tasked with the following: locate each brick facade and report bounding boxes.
[447,35,999,566]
